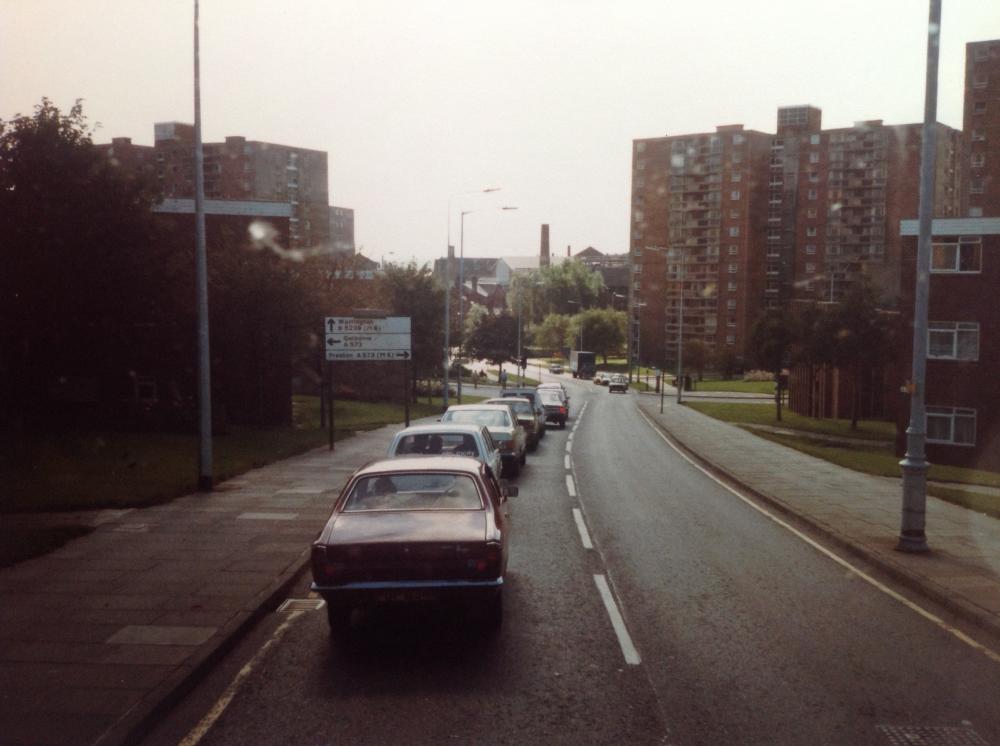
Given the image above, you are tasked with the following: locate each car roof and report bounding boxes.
[393,423,483,436]
[355,456,485,478]
[487,396,529,403]
[537,382,564,389]
[444,404,512,412]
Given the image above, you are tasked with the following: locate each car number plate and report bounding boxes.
[375,589,438,603]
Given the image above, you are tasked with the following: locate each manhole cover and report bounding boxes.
[876,725,989,745]
[277,598,325,613]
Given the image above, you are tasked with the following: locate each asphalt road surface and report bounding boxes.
[144,375,1000,746]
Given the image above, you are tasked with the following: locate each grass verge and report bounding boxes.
[685,401,896,441]
[748,430,1000,518]
[1,395,468,513]
[688,378,777,395]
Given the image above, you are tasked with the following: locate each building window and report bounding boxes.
[808,172,820,183]
[806,244,817,254]
[807,207,818,218]
[730,209,740,219]
[931,237,981,273]
[733,134,745,145]
[728,246,739,255]
[732,152,743,163]
[969,207,984,217]
[806,263,816,273]
[728,281,737,292]
[807,227,818,237]
[731,172,742,182]
[810,134,821,145]
[929,322,979,360]
[974,101,987,115]
[726,335,736,345]
[971,180,984,194]
[971,130,986,142]
[728,263,738,273]
[974,46,989,61]
[973,75,988,89]
[926,407,976,446]
[727,299,737,309]
[808,189,818,200]
[809,152,820,163]
[636,141,646,153]
[971,153,986,168]
[728,227,740,237]
[731,190,741,201]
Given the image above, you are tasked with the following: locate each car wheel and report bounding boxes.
[326,604,352,637]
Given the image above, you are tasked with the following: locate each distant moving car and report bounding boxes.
[548,362,563,374]
[311,456,516,636]
[386,423,502,478]
[608,374,628,393]
[441,404,527,477]
[499,388,547,439]
[537,388,568,428]
[484,397,541,450]
[536,381,569,405]
[594,371,611,385]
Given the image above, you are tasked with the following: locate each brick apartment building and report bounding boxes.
[98,122,332,250]
[629,107,962,370]
[896,219,1000,471]
[964,40,1000,218]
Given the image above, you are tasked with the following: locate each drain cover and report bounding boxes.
[876,725,988,745]
[277,598,325,613]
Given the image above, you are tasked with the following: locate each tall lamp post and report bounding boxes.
[457,205,518,403]
[444,188,500,410]
[898,0,941,554]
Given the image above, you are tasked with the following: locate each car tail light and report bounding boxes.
[468,543,502,577]
[559,406,567,415]
[311,545,346,582]
[497,439,514,451]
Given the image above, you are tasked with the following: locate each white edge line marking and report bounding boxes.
[594,574,641,665]
[566,474,577,498]
[573,508,594,549]
[635,407,1000,667]
[565,455,571,470]
[179,610,304,746]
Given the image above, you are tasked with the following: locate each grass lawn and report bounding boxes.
[690,378,777,395]
[751,430,1000,518]
[1,395,464,514]
[685,401,896,442]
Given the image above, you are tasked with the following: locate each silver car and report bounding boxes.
[386,423,502,479]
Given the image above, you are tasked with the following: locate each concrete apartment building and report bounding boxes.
[99,122,331,250]
[965,39,1000,217]
[629,107,962,370]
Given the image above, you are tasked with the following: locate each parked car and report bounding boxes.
[548,362,563,374]
[441,404,527,477]
[536,381,570,406]
[594,371,611,385]
[386,423,502,478]
[608,374,628,393]
[499,388,547,439]
[311,456,516,636]
[537,388,568,427]
[483,397,541,450]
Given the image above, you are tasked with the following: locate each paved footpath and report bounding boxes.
[0,421,412,746]
[634,392,1000,643]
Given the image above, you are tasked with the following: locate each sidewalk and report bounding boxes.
[634,392,1000,641]
[0,421,414,746]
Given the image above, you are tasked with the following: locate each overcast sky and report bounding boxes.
[3,1,999,267]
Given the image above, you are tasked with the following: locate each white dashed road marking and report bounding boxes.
[573,508,594,549]
[594,574,641,665]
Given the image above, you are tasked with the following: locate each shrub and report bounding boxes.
[742,369,775,382]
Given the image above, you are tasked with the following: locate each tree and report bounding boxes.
[826,283,895,430]
[748,310,794,421]
[684,339,710,381]
[568,308,626,362]
[376,264,445,400]
[510,262,603,322]
[465,312,518,368]
[530,313,572,353]
[0,98,165,422]
[713,346,740,381]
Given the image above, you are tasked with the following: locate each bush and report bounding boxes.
[742,370,775,382]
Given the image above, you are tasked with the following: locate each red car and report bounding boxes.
[311,457,516,636]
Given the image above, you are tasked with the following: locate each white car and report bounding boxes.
[386,423,502,479]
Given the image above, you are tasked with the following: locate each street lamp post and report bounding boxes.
[898,0,940,554]
[457,205,518,403]
[444,188,500,411]
[676,247,686,405]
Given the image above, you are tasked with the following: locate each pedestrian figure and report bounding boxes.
[499,369,507,390]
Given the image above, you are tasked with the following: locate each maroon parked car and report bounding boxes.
[310,456,516,636]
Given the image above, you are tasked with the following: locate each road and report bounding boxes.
[143,376,1000,746]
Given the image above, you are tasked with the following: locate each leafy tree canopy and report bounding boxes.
[465,311,518,367]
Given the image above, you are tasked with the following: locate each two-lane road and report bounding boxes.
[144,377,1000,745]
